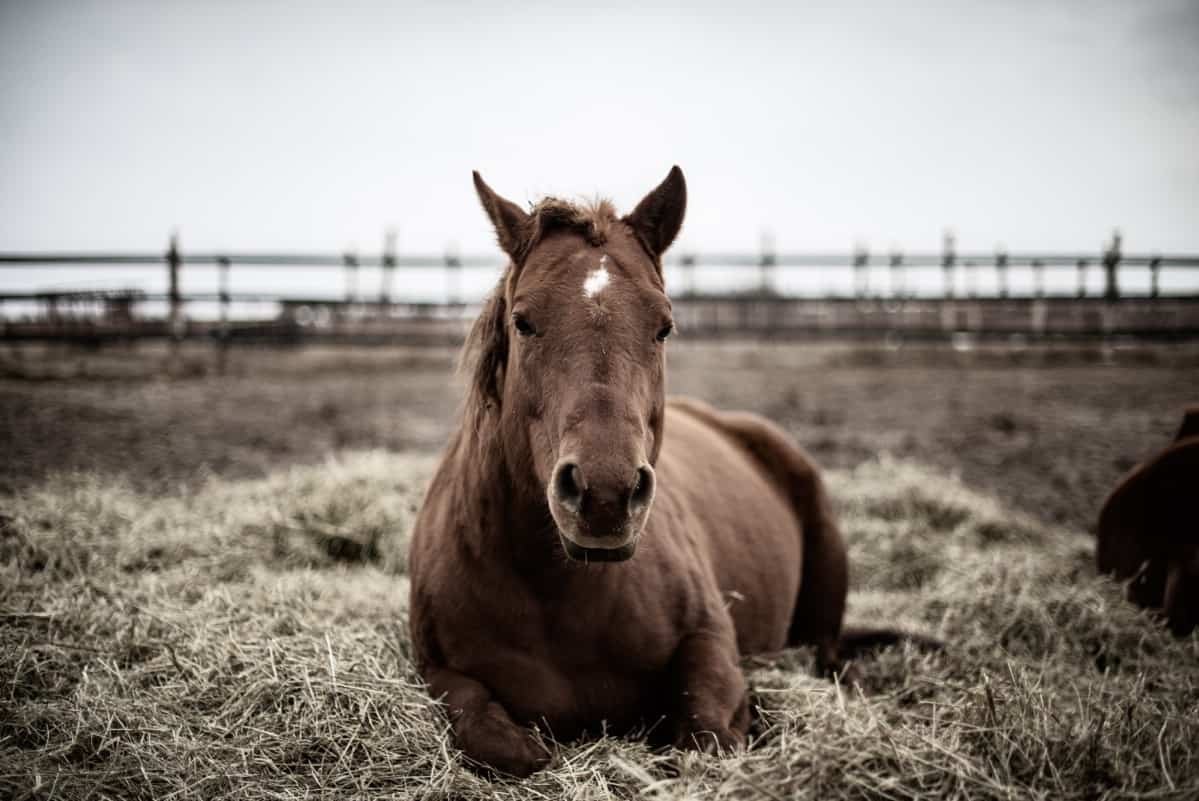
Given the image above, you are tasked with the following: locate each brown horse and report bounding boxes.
[408,167,867,777]
[1098,407,1199,637]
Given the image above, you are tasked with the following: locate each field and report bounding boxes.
[2,340,1198,799]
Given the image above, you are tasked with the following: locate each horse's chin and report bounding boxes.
[558,534,637,563]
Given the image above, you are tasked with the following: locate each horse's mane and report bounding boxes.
[458,196,621,431]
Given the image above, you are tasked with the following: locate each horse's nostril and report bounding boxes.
[630,466,655,512]
[555,462,585,511]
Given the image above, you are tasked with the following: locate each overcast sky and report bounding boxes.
[1,0,1196,257]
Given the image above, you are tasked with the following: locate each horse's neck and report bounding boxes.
[446,414,560,570]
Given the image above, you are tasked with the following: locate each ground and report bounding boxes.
[1,340,1197,799]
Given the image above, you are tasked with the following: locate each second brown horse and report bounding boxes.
[409,167,865,777]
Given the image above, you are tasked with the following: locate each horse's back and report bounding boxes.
[654,397,809,654]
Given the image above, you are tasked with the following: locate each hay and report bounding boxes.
[2,452,1196,799]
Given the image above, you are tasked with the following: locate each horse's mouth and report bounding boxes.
[558,534,637,563]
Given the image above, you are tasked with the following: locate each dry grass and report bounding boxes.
[2,451,1197,800]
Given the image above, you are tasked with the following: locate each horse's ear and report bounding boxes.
[473,171,531,262]
[1177,407,1199,441]
[624,165,687,258]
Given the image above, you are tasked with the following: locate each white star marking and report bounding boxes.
[584,255,611,298]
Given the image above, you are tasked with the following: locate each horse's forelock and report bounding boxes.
[527,197,618,255]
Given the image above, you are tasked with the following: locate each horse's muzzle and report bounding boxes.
[558,534,637,563]
[547,457,654,562]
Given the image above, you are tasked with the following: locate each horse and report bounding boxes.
[1097,407,1199,637]
[408,167,886,777]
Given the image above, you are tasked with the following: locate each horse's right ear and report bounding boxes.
[473,171,531,262]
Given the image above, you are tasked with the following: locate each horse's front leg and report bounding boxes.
[423,665,550,777]
[668,631,750,753]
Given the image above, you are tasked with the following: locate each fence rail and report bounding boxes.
[3,232,1199,346]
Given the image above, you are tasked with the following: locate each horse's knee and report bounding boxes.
[669,631,749,752]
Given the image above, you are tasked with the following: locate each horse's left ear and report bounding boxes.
[624,166,686,258]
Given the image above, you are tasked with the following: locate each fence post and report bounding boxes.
[1150,255,1161,299]
[343,251,359,304]
[681,253,697,298]
[853,244,869,299]
[166,233,182,340]
[445,245,462,306]
[758,231,776,296]
[216,256,231,373]
[1032,258,1045,299]
[941,230,956,299]
[379,228,397,306]
[996,246,1009,299]
[889,249,904,299]
[1076,259,1087,298]
[1103,229,1121,301]
[46,295,61,333]
[217,257,231,326]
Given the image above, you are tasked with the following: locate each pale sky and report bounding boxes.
[2,0,1197,257]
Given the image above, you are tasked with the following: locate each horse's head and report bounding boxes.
[466,167,686,562]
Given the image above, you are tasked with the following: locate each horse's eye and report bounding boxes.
[512,314,536,337]
[655,322,675,342]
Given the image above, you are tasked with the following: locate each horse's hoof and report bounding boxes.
[465,745,550,779]
[458,709,552,778]
[831,662,862,687]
